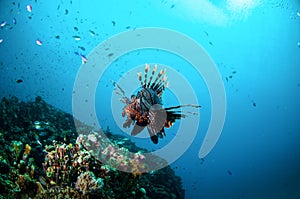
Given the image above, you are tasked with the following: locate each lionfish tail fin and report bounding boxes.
[137,64,169,96]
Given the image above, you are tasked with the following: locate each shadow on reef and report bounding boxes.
[0,96,185,199]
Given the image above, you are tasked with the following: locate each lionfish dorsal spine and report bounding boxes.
[137,64,169,97]
[137,72,143,86]
[150,68,166,90]
[156,75,167,90]
[143,64,150,87]
[147,64,157,88]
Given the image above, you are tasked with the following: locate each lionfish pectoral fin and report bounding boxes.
[150,135,158,144]
[147,126,158,144]
[123,118,133,128]
[112,80,131,105]
[164,104,201,128]
[131,124,145,136]
[157,127,165,138]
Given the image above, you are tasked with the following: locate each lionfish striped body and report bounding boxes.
[113,64,200,144]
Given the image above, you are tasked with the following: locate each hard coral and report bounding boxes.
[75,171,104,196]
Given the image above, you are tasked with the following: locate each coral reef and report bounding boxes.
[75,171,104,196]
[0,96,185,198]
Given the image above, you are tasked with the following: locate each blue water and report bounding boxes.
[1,0,300,198]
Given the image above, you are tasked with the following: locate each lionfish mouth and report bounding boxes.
[113,64,200,144]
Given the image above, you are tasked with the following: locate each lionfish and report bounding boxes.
[113,64,200,144]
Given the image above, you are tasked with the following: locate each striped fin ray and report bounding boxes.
[111,80,131,105]
[137,64,169,95]
[147,64,157,88]
[155,76,169,95]
[151,68,167,93]
[143,64,150,86]
[150,68,165,89]
[137,72,143,86]
[164,104,201,110]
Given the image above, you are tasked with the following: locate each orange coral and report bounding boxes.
[24,144,31,155]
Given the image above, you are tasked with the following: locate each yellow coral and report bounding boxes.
[24,144,31,155]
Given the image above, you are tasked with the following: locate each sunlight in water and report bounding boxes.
[226,0,261,12]
[169,0,229,26]
[166,0,262,26]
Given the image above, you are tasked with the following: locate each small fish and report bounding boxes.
[149,169,156,175]
[75,52,87,63]
[13,17,17,24]
[116,141,125,145]
[16,79,23,83]
[204,31,208,36]
[227,170,232,175]
[27,4,32,12]
[125,26,130,29]
[252,102,256,107]
[112,20,116,26]
[232,71,237,74]
[36,139,42,146]
[72,35,81,41]
[170,4,175,8]
[36,39,42,46]
[108,53,114,57]
[209,41,213,46]
[89,30,95,36]
[65,9,69,15]
[200,158,205,164]
[0,21,6,27]
[229,75,232,79]
[55,35,60,39]
[78,46,85,51]
[74,26,78,31]
[80,54,88,64]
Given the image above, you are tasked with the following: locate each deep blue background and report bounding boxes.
[1,0,300,198]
